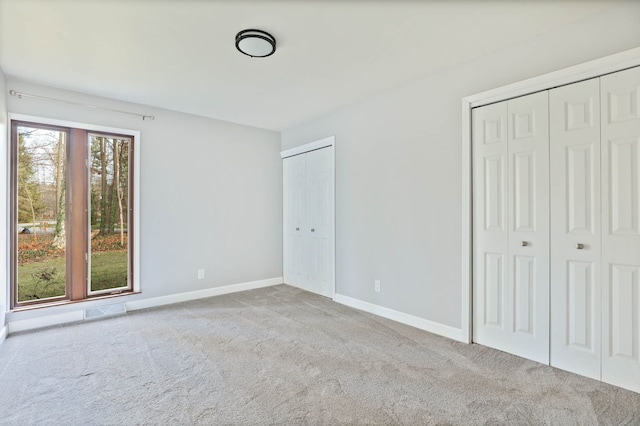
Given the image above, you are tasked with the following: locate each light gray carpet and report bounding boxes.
[0,284,639,425]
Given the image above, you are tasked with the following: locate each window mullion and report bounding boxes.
[69,128,88,301]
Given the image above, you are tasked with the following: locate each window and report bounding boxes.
[10,119,137,307]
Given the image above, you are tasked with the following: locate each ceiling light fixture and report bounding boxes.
[235,29,276,58]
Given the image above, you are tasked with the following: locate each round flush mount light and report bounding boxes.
[235,29,276,58]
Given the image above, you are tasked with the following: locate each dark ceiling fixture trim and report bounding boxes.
[235,29,276,58]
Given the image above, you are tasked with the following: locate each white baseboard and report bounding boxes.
[334,293,465,343]
[125,277,283,311]
[6,277,283,335]
[0,325,7,344]
[9,310,84,334]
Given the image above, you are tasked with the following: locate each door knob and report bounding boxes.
[520,241,528,247]
[576,243,585,250]
[311,228,315,232]
[296,227,299,231]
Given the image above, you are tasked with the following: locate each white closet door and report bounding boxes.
[550,78,602,380]
[283,146,334,298]
[304,147,334,298]
[283,154,306,288]
[507,92,550,363]
[473,101,509,354]
[600,66,640,393]
[473,93,549,363]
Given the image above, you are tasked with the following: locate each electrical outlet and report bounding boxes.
[197,269,205,280]
[374,280,381,292]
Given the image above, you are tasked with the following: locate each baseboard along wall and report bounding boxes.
[4,279,465,345]
[125,277,283,311]
[0,325,7,345]
[7,277,283,335]
[333,293,466,343]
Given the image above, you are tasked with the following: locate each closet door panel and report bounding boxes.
[507,91,550,363]
[601,66,640,393]
[304,147,333,298]
[566,144,596,233]
[473,92,549,363]
[473,102,510,351]
[283,154,307,287]
[550,78,602,380]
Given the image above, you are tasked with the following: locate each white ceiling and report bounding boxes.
[0,0,622,131]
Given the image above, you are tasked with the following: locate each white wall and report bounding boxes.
[4,78,282,323]
[0,67,7,334]
[281,2,640,331]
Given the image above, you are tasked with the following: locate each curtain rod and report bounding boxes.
[9,90,155,121]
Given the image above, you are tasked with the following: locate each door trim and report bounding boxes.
[280,136,336,299]
[461,47,640,344]
[280,136,335,159]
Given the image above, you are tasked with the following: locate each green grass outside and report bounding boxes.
[17,256,66,301]
[17,251,128,302]
[90,251,129,292]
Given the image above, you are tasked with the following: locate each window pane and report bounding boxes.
[89,135,130,293]
[16,126,67,302]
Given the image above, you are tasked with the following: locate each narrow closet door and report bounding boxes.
[473,92,549,362]
[550,78,602,380]
[507,91,550,363]
[304,147,334,298]
[600,66,640,393]
[283,154,306,288]
[473,101,510,354]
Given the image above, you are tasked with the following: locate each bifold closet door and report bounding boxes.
[473,64,640,392]
[550,78,602,380]
[473,91,550,363]
[600,66,640,393]
[283,154,306,288]
[282,147,334,298]
[303,147,334,297]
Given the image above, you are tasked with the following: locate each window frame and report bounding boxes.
[86,131,135,297]
[10,121,71,306]
[8,114,141,309]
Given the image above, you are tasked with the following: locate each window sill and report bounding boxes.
[11,291,140,313]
